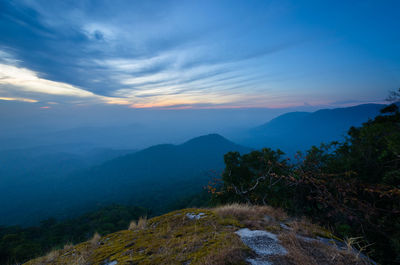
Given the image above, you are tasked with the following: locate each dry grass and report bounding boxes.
[63,243,74,251]
[128,220,137,230]
[343,237,374,261]
[286,217,330,237]
[72,253,88,265]
[137,216,147,229]
[279,232,319,265]
[89,232,101,246]
[128,216,147,231]
[41,249,61,263]
[277,231,372,265]
[213,204,372,265]
[214,203,287,222]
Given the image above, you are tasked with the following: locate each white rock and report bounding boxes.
[186,212,205,220]
[235,228,287,256]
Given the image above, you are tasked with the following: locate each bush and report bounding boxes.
[210,104,400,264]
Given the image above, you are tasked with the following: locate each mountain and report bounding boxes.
[0,134,249,226]
[0,146,136,226]
[240,103,384,154]
[24,205,374,265]
[59,134,249,214]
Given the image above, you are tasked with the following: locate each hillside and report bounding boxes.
[240,103,384,153]
[60,134,250,213]
[0,134,249,226]
[24,205,374,265]
[0,146,135,226]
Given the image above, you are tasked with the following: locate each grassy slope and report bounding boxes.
[24,205,372,265]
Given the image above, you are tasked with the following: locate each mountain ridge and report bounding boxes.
[240,103,385,153]
[0,133,249,226]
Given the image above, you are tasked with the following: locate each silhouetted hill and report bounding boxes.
[62,134,249,212]
[92,133,247,173]
[182,133,238,148]
[241,103,384,154]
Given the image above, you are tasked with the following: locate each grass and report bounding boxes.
[24,204,374,265]
[277,231,373,265]
[137,216,147,229]
[213,203,287,230]
[128,216,147,231]
[89,232,101,246]
[24,208,248,265]
[214,203,287,222]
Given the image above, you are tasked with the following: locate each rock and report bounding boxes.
[279,223,291,231]
[246,258,273,265]
[186,212,205,220]
[235,228,287,256]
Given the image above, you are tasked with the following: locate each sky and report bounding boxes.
[0,0,399,111]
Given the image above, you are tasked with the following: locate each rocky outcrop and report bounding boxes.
[24,205,374,265]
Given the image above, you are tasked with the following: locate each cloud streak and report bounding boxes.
[0,0,397,108]
[0,96,38,103]
[0,0,304,108]
[0,51,132,105]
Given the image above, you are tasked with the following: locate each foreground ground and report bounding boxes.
[24,204,374,265]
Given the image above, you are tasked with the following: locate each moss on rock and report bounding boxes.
[24,205,370,265]
[24,208,249,265]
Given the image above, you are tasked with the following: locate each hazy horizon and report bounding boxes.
[1,100,387,151]
[2,0,398,152]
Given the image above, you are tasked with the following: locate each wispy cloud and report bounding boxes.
[1,0,396,108]
[0,51,131,105]
[0,63,95,97]
[0,0,304,108]
[0,96,38,103]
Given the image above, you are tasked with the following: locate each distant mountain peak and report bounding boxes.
[244,103,385,154]
[181,133,233,146]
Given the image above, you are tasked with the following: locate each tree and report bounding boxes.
[212,101,400,263]
[387,88,400,103]
[216,148,291,206]
[334,103,400,185]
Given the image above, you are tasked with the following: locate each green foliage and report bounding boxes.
[0,204,147,264]
[218,148,292,206]
[212,104,400,264]
[334,103,400,185]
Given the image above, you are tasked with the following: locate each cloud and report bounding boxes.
[0,96,38,103]
[0,51,131,105]
[0,0,312,108]
[0,63,95,97]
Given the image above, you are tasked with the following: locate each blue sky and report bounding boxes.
[0,0,399,109]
